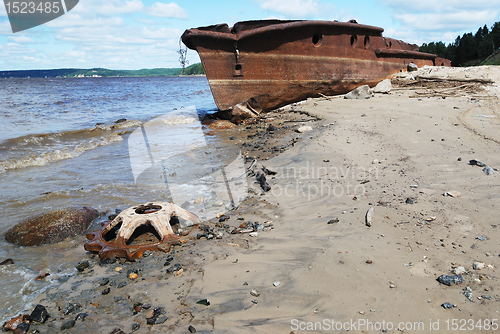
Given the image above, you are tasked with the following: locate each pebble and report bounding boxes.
[151,315,166,324]
[445,191,461,198]
[117,281,127,289]
[102,287,111,295]
[61,320,75,330]
[273,281,281,287]
[327,218,339,224]
[483,166,495,175]
[452,266,467,275]
[110,329,126,334]
[366,260,373,264]
[473,262,485,270]
[129,273,138,280]
[0,259,14,265]
[75,313,88,322]
[188,325,197,333]
[252,299,258,304]
[64,302,79,315]
[296,125,313,133]
[132,322,140,332]
[99,278,110,286]
[196,299,210,306]
[30,305,48,324]
[76,260,90,272]
[442,302,454,309]
[250,289,260,297]
[15,322,30,332]
[405,198,414,204]
[437,274,463,286]
[249,232,259,237]
[463,287,473,301]
[166,263,182,274]
[365,207,374,227]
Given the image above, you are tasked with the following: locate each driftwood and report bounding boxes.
[415,75,493,84]
[318,93,333,100]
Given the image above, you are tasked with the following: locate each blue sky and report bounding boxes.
[1,0,500,70]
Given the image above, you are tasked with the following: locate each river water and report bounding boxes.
[0,76,247,323]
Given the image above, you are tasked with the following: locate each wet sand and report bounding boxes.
[12,66,500,334]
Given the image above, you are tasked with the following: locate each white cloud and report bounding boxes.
[96,0,144,15]
[46,13,125,28]
[256,0,320,17]
[0,3,7,17]
[395,10,498,32]
[146,2,187,19]
[0,20,11,33]
[383,0,500,12]
[7,35,35,43]
[381,0,500,43]
[72,0,145,15]
[141,26,179,39]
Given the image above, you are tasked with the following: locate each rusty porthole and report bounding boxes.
[312,33,323,47]
[350,35,357,47]
[364,35,370,47]
[235,64,242,71]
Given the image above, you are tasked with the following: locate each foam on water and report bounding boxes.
[0,125,130,174]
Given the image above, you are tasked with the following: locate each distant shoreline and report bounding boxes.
[0,74,207,79]
[0,63,205,79]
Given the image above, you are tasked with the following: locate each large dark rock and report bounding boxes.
[5,207,99,246]
[437,274,463,286]
[29,304,49,324]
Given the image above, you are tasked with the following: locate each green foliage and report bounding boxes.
[0,63,205,78]
[420,21,500,66]
[182,63,205,75]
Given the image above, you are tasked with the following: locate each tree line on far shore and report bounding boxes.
[0,63,205,79]
[419,21,500,66]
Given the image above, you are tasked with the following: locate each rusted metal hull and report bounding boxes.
[182,20,451,121]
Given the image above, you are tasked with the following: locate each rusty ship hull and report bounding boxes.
[182,20,450,121]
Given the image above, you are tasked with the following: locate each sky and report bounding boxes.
[1,0,500,70]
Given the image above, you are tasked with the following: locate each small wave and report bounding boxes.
[0,121,140,174]
[0,264,76,325]
[0,133,122,173]
[154,114,197,126]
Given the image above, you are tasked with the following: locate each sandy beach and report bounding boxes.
[7,65,500,334]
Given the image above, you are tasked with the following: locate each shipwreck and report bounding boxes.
[181,20,451,121]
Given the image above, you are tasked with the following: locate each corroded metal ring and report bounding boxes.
[84,202,198,261]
